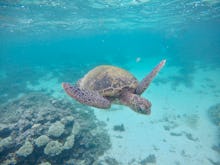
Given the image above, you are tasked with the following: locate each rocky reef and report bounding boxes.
[0,93,111,165]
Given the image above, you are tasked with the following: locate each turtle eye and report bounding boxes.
[137,104,151,115]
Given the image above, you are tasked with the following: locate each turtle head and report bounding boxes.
[120,92,151,115]
[132,97,151,115]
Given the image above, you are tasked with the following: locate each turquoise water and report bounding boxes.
[0,0,220,165]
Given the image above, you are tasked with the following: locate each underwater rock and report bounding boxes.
[0,136,13,152]
[16,140,33,157]
[44,140,63,156]
[208,103,220,126]
[48,121,65,138]
[113,124,125,132]
[35,135,50,147]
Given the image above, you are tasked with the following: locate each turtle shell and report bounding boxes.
[79,65,138,97]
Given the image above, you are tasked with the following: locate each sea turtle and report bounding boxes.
[62,59,166,115]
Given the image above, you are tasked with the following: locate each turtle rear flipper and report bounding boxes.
[62,83,111,109]
[135,59,166,95]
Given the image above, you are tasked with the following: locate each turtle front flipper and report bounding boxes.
[62,82,111,109]
[135,59,166,95]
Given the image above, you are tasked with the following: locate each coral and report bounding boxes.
[63,134,75,150]
[71,122,80,135]
[44,140,63,156]
[0,123,12,138]
[208,103,220,127]
[139,154,156,165]
[113,124,125,132]
[212,144,220,154]
[100,156,120,165]
[0,136,13,152]
[16,140,33,157]
[1,157,17,165]
[35,135,50,147]
[48,121,65,138]
[61,116,74,126]
[0,93,111,165]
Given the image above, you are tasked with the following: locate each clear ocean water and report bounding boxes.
[0,0,220,165]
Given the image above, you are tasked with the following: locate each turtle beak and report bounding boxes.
[139,99,151,115]
[145,107,151,115]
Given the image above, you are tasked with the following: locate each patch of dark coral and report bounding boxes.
[0,92,111,165]
[113,124,125,132]
[212,144,220,154]
[208,158,220,165]
[170,132,182,136]
[102,156,120,165]
[139,154,156,165]
[182,132,199,142]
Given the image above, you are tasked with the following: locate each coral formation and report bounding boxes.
[0,123,12,137]
[48,121,65,138]
[16,141,34,157]
[35,135,50,147]
[63,134,75,150]
[113,124,125,132]
[139,154,156,165]
[0,93,111,165]
[1,157,17,165]
[0,136,13,152]
[183,114,200,129]
[44,140,63,156]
